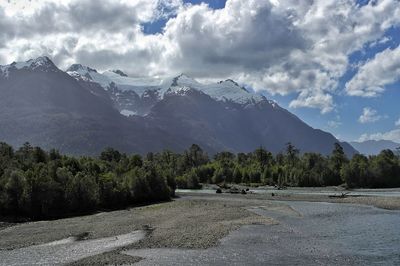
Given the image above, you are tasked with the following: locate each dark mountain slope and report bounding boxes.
[0,57,175,155]
[147,88,356,155]
[0,57,357,156]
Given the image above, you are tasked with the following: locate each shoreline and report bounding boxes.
[0,198,274,265]
[178,186,400,210]
[1,189,399,265]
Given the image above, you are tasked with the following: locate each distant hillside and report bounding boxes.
[350,140,400,155]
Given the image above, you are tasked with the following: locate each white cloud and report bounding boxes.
[289,89,334,114]
[1,0,400,113]
[395,118,400,127]
[359,129,400,143]
[369,36,391,48]
[327,120,342,128]
[346,45,400,97]
[358,107,381,124]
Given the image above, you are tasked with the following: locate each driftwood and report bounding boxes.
[329,192,350,198]
[215,186,251,194]
[274,185,287,190]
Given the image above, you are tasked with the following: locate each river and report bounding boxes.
[124,200,400,265]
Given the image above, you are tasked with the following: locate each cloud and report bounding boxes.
[346,45,400,97]
[369,36,391,48]
[358,107,381,124]
[1,0,400,113]
[359,129,400,143]
[289,89,334,114]
[396,118,400,127]
[327,120,342,128]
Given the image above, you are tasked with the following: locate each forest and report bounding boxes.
[1,142,399,220]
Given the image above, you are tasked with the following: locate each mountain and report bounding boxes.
[66,64,163,116]
[350,140,400,155]
[0,56,357,156]
[0,57,181,155]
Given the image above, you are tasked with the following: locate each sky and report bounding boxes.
[0,0,399,143]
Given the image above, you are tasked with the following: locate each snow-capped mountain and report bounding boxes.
[0,57,180,155]
[66,66,272,116]
[169,74,266,105]
[0,56,357,156]
[0,56,59,78]
[66,64,163,116]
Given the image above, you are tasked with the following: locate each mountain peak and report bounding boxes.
[111,69,128,77]
[220,79,239,86]
[175,73,191,79]
[28,56,53,65]
[171,73,199,87]
[218,79,249,93]
[66,64,98,73]
[0,56,58,77]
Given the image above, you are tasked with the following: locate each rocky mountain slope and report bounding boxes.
[0,57,357,156]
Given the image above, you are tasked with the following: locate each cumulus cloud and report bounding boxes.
[1,0,400,113]
[359,115,400,143]
[358,107,382,124]
[346,45,400,97]
[289,89,334,114]
[359,129,400,143]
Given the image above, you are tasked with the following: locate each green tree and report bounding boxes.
[5,170,28,215]
[328,143,348,185]
[100,147,122,162]
[341,154,370,188]
[253,147,273,170]
[285,143,299,168]
[66,173,99,212]
[233,167,243,184]
[212,167,225,184]
[369,150,400,187]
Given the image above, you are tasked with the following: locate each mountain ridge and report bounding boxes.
[350,140,399,155]
[0,56,357,156]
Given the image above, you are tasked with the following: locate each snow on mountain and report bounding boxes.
[0,56,58,78]
[1,56,270,111]
[67,64,112,88]
[66,64,267,106]
[101,71,163,95]
[169,74,266,104]
[67,65,163,96]
[0,56,357,156]
[120,109,137,117]
[165,86,193,96]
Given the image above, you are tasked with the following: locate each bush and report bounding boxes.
[175,170,202,189]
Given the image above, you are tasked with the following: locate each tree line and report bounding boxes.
[174,142,400,189]
[1,142,400,219]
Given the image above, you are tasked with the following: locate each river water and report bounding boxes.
[0,230,145,265]
[1,199,399,265]
[125,201,400,265]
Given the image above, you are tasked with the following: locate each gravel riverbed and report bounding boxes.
[0,197,273,265]
[1,189,399,265]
